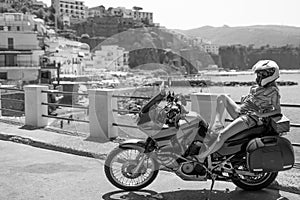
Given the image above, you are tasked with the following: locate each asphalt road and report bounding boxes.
[0,141,299,200]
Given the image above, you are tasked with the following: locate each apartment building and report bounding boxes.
[51,0,87,25]
[87,6,154,25]
[0,13,44,82]
[203,43,219,55]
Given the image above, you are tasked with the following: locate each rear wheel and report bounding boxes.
[232,167,277,191]
[104,146,159,191]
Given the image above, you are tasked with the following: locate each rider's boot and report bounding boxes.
[194,139,218,163]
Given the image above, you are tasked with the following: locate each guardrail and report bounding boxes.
[40,90,89,124]
[0,86,299,147]
[0,87,25,115]
[111,94,300,148]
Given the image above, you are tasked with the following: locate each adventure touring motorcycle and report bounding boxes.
[104,89,295,196]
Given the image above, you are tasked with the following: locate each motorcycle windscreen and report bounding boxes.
[137,92,165,126]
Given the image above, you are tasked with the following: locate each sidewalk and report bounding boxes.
[0,119,299,195]
[0,119,118,160]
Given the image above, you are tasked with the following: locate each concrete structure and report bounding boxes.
[93,45,129,70]
[0,13,45,82]
[24,85,48,127]
[51,0,86,23]
[88,89,118,141]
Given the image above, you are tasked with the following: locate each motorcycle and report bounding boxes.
[104,89,295,196]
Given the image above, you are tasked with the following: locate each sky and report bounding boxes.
[42,0,300,30]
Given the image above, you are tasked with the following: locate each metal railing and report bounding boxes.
[40,90,89,124]
[0,87,25,115]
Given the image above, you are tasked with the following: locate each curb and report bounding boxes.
[0,133,107,160]
[269,181,300,195]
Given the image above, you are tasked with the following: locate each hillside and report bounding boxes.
[177,25,300,47]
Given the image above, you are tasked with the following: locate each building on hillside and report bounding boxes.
[0,13,47,33]
[0,13,45,83]
[109,7,134,18]
[43,36,91,78]
[93,45,129,70]
[87,5,153,25]
[203,43,219,55]
[31,0,47,10]
[51,0,87,25]
[133,11,153,24]
[87,5,106,18]
[0,0,16,8]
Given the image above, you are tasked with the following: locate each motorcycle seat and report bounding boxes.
[226,125,267,143]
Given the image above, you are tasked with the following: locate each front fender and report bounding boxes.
[119,139,146,149]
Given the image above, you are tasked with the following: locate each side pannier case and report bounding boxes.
[246,136,294,172]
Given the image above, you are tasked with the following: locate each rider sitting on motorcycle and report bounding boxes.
[195,60,282,162]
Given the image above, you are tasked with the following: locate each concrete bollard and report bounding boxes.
[24,85,48,127]
[190,93,228,128]
[88,89,118,142]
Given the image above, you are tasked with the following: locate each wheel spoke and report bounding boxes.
[109,148,155,187]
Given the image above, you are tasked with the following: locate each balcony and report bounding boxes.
[0,44,40,51]
[0,61,39,68]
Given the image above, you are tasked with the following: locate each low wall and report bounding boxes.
[1,92,24,117]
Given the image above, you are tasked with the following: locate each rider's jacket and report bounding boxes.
[241,82,281,114]
[239,82,281,127]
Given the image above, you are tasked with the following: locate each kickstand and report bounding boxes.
[206,175,216,200]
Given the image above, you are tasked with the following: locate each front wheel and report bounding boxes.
[104,146,159,191]
[231,171,278,191]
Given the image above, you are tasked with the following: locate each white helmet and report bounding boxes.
[252,60,280,86]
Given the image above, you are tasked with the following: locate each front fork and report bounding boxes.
[132,153,148,174]
[131,137,157,175]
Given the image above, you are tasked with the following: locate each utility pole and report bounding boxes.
[57,62,61,85]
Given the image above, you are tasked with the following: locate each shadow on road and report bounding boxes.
[102,188,289,200]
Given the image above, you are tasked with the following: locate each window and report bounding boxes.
[8,38,14,49]
[14,15,21,21]
[8,26,11,31]
[5,54,17,66]
[0,72,8,80]
[0,26,3,31]
[17,26,20,31]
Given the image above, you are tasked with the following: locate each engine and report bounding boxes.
[175,161,207,181]
[180,162,207,176]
